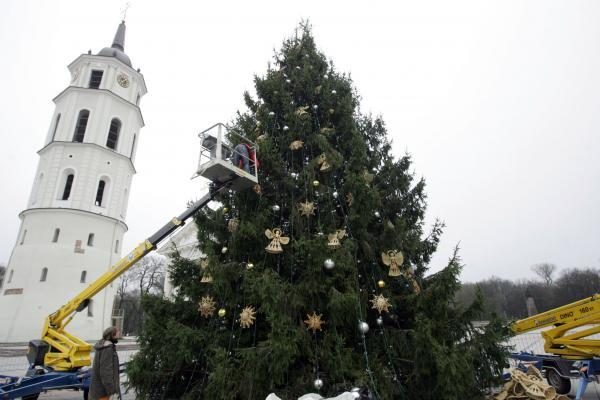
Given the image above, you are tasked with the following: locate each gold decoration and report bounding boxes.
[239,306,257,328]
[223,207,229,214]
[265,228,290,254]
[317,154,331,172]
[198,295,216,318]
[218,308,226,318]
[246,262,254,270]
[346,193,354,206]
[320,127,334,135]
[377,280,385,288]
[370,294,392,314]
[297,201,315,217]
[228,217,239,233]
[253,184,262,195]
[304,311,325,333]
[257,134,268,142]
[199,259,213,283]
[295,106,310,119]
[327,229,346,249]
[381,250,404,277]
[312,180,320,187]
[328,108,335,114]
[289,140,304,150]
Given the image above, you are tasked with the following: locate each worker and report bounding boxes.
[233,142,259,175]
[89,326,121,400]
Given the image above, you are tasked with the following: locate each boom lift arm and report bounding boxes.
[512,294,600,359]
[37,181,231,371]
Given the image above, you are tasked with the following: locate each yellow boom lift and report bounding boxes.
[511,294,600,397]
[27,123,258,371]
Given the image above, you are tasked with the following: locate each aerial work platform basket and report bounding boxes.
[193,123,259,191]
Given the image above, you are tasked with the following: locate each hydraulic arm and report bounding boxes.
[512,294,600,359]
[38,182,230,371]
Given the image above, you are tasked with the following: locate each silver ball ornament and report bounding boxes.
[358,321,370,334]
[313,378,323,390]
[324,258,335,270]
[272,204,281,212]
[268,111,275,117]
[221,247,228,254]
[374,211,381,218]
[312,104,318,110]
[324,74,329,79]
[332,191,339,199]
[283,125,289,131]
[286,79,291,84]
[296,66,301,70]
[290,172,298,179]
[376,316,383,326]
[331,89,337,94]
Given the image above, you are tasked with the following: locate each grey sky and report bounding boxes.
[0,0,598,282]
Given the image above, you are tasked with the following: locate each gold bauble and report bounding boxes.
[218,308,226,318]
[378,280,385,288]
[312,180,320,187]
[328,108,335,114]
[223,207,229,213]
[247,262,254,270]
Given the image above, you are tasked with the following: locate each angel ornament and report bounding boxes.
[289,140,304,150]
[265,228,290,254]
[199,258,213,283]
[327,229,346,249]
[318,153,332,172]
[227,217,240,233]
[381,250,404,277]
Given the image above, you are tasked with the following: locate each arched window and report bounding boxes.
[40,267,48,282]
[73,110,90,143]
[87,233,95,246]
[106,119,121,150]
[80,270,87,283]
[20,230,27,245]
[62,174,74,200]
[114,239,119,254]
[8,270,14,283]
[51,114,61,142]
[87,299,94,317]
[95,180,106,206]
[52,228,60,243]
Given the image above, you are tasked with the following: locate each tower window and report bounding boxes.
[89,70,104,89]
[8,270,14,283]
[106,119,121,150]
[73,110,90,142]
[40,267,48,282]
[20,230,27,245]
[87,233,95,246]
[95,180,106,206]
[51,114,61,142]
[62,174,74,200]
[80,270,87,283]
[115,239,119,253]
[87,299,94,317]
[52,228,60,243]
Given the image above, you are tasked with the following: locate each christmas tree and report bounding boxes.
[128,23,510,399]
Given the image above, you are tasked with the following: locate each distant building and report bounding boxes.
[0,21,147,342]
[0,266,5,290]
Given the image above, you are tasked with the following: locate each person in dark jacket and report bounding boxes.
[89,326,120,400]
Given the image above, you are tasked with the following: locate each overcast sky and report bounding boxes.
[1,0,598,282]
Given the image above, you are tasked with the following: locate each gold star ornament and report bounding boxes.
[304,311,325,333]
[239,306,257,328]
[198,295,216,318]
[297,201,315,217]
[289,140,304,150]
[295,105,310,119]
[370,294,392,314]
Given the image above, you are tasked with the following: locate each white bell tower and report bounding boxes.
[0,21,147,342]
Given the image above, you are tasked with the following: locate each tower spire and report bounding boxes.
[111,21,126,52]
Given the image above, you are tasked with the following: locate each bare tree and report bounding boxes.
[135,255,166,296]
[532,263,557,286]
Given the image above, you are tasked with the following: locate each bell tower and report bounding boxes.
[0,21,147,342]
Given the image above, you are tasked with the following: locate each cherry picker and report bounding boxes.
[511,294,600,398]
[0,123,258,399]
